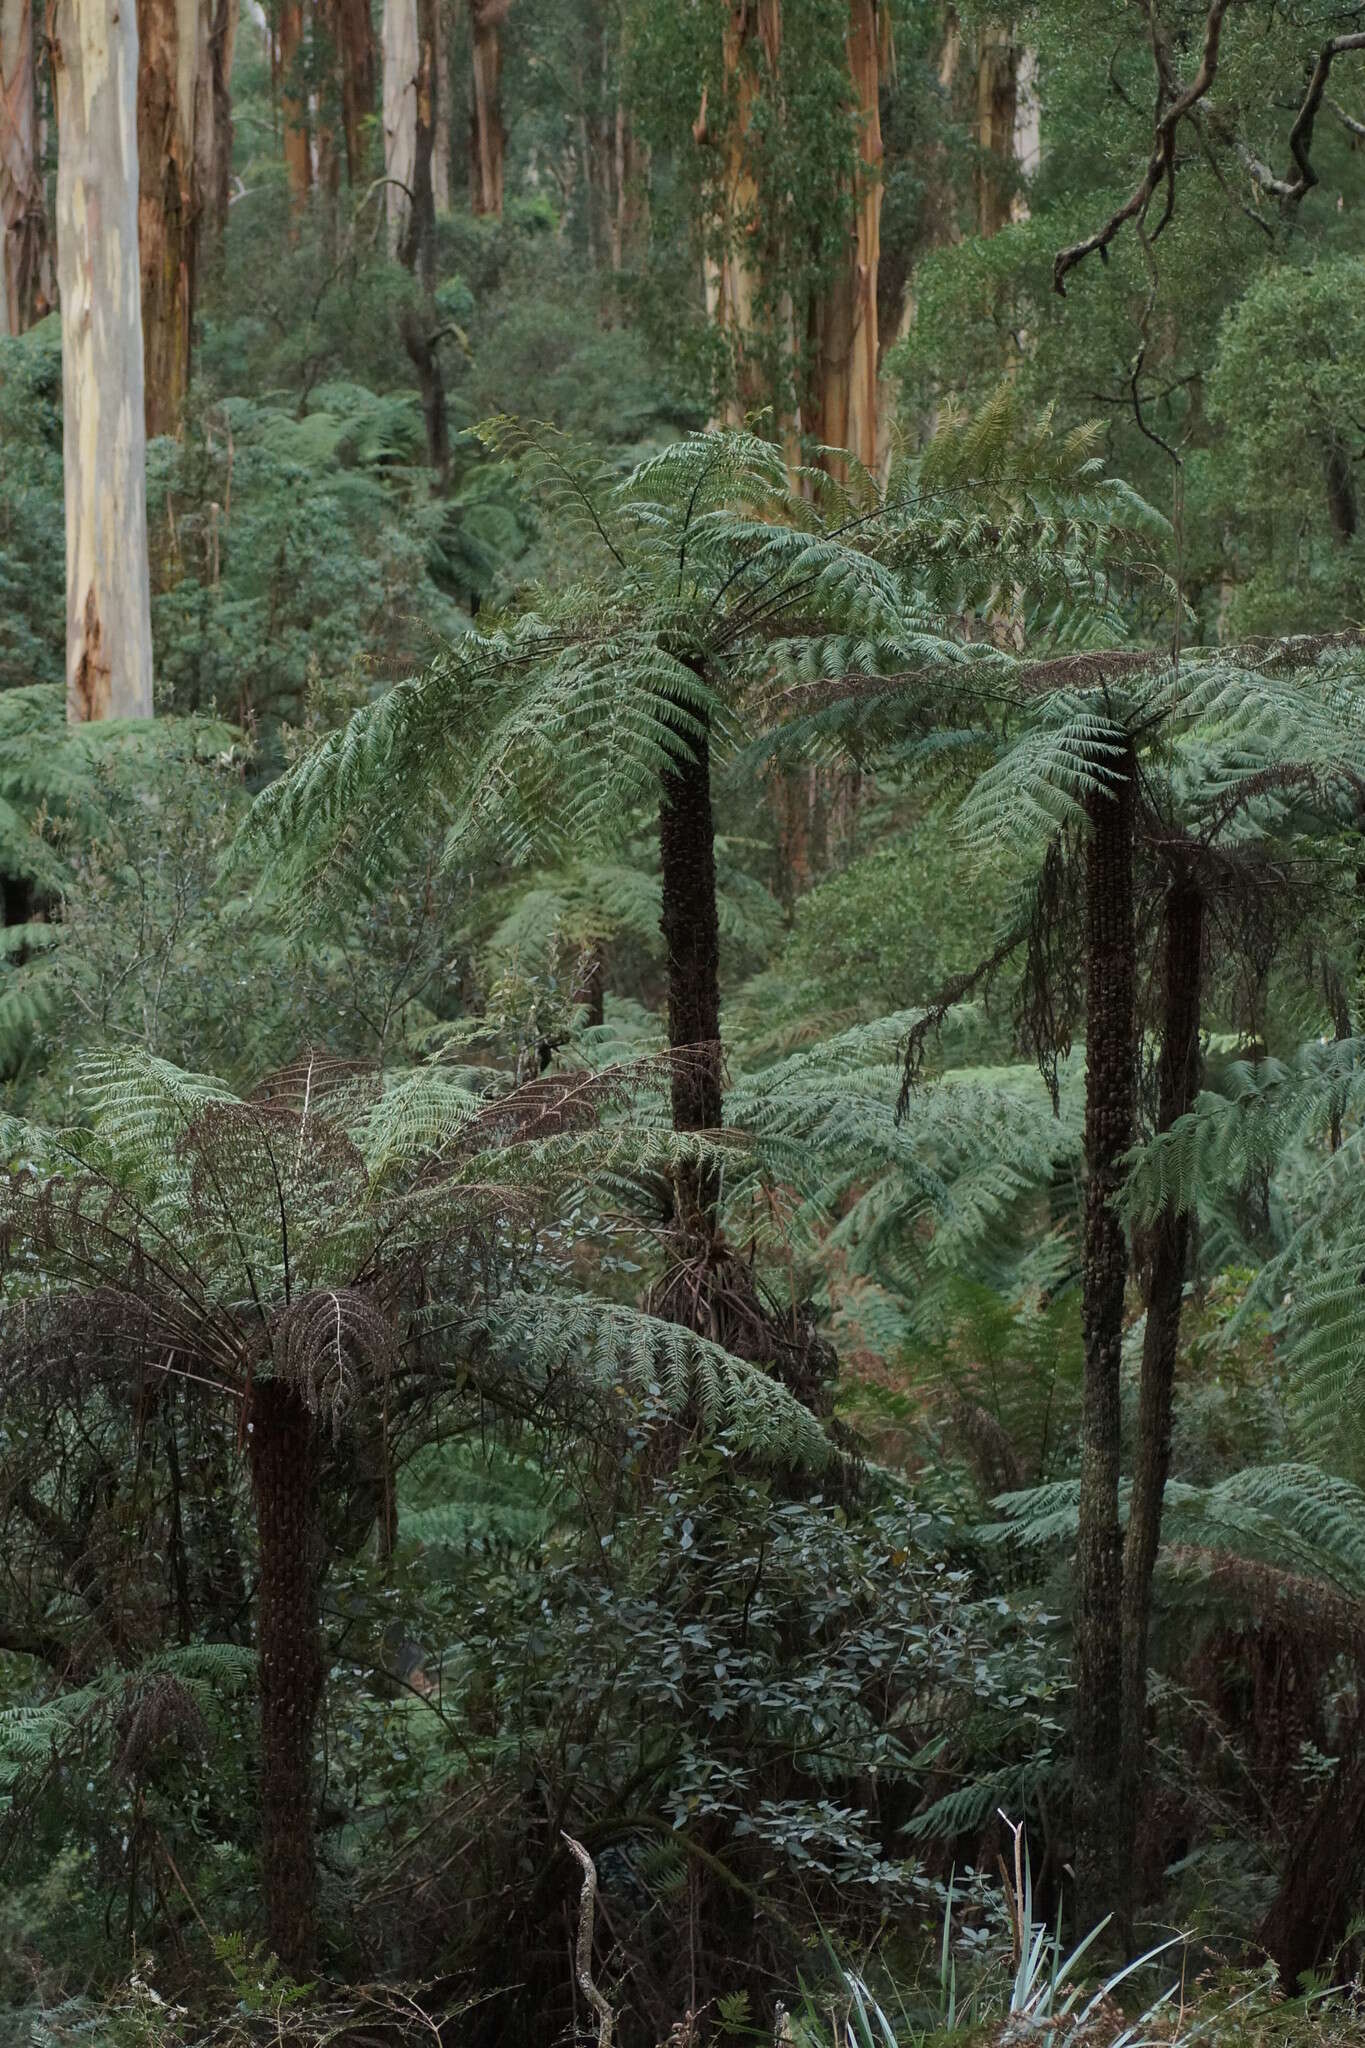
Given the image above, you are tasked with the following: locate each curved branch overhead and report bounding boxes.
[1053,5,1365,295]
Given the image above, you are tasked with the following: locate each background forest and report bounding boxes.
[5,1,1365,2043]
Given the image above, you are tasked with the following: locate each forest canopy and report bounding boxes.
[4,2,1365,2043]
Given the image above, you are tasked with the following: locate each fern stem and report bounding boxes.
[658,692,723,1216]
[1119,866,1204,1928]
[1074,732,1137,1937]
[248,1377,324,1975]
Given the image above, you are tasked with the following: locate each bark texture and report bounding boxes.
[1118,871,1204,1925]
[0,0,54,332]
[279,0,310,211]
[398,0,435,275]
[382,0,417,252]
[695,0,780,430]
[974,23,1017,235]
[248,1377,323,1976]
[136,0,217,436]
[467,0,507,217]
[813,0,882,476]
[208,0,237,231]
[399,299,448,483]
[331,0,376,184]
[1073,737,1137,1921]
[52,0,155,721]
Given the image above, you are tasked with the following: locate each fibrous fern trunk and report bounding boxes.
[658,711,723,1217]
[1074,736,1137,1929]
[1118,870,1203,1924]
[248,1377,323,1974]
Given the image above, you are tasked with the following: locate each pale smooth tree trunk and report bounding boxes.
[136,0,217,436]
[51,0,155,721]
[0,0,55,332]
[382,0,417,253]
[467,0,507,218]
[975,23,1037,235]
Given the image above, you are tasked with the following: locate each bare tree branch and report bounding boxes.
[1054,9,1365,294]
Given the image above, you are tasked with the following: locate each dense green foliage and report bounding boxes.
[8,1,1365,2042]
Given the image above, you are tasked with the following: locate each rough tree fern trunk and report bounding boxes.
[249,1378,323,1974]
[1118,870,1204,1925]
[658,711,722,1222]
[1074,735,1137,1929]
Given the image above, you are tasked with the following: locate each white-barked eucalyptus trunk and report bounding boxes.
[52,0,155,721]
[382,0,418,254]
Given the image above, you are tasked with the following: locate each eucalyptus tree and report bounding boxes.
[51,0,154,721]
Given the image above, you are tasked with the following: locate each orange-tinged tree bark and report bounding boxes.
[331,0,375,183]
[468,0,508,217]
[136,0,219,437]
[811,0,881,477]
[0,0,54,332]
[51,0,155,720]
[694,0,780,427]
[280,0,311,211]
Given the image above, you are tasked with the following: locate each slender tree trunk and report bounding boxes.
[432,4,450,209]
[248,1378,323,1976]
[398,0,435,277]
[399,300,448,483]
[1118,869,1204,1927]
[52,0,155,722]
[1073,736,1137,1925]
[0,0,55,332]
[1326,434,1358,544]
[974,23,1016,236]
[658,700,723,1224]
[467,0,507,218]
[813,0,881,476]
[280,0,310,211]
[331,0,375,184]
[207,0,238,232]
[610,100,647,272]
[137,0,215,437]
[382,0,417,252]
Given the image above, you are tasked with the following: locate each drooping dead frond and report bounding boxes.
[267,1285,400,1432]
